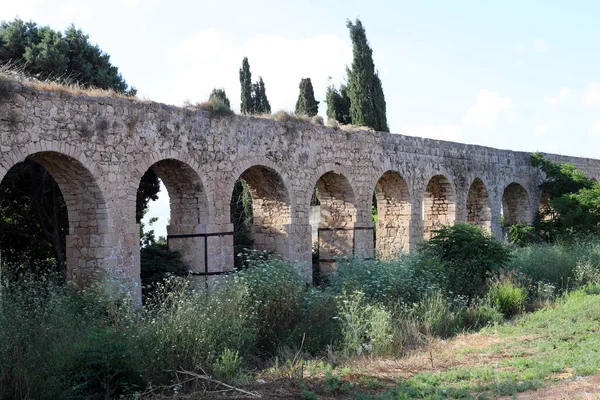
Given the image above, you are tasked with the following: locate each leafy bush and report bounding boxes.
[337,291,393,356]
[329,254,444,305]
[507,223,539,247]
[232,255,306,351]
[134,277,256,384]
[486,277,527,317]
[0,275,137,399]
[420,223,511,299]
[291,288,341,354]
[67,327,142,399]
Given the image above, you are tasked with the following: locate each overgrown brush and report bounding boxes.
[329,254,444,305]
[485,275,527,317]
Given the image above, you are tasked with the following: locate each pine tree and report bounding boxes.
[295,78,319,116]
[326,84,351,124]
[345,18,389,132]
[239,57,253,114]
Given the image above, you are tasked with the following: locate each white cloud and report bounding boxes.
[405,125,462,142]
[589,120,600,137]
[544,87,572,107]
[532,38,550,53]
[534,123,550,137]
[463,90,513,129]
[163,30,351,114]
[582,83,600,108]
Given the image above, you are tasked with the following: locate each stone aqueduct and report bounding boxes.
[2,82,600,299]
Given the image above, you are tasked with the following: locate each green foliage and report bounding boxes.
[295,77,319,116]
[420,223,512,299]
[238,57,270,114]
[239,56,253,114]
[0,19,135,94]
[67,327,142,399]
[0,275,138,399]
[337,291,393,356]
[0,160,68,279]
[507,237,600,291]
[326,83,351,124]
[211,348,243,383]
[135,277,257,384]
[531,153,600,239]
[345,18,388,132]
[231,179,254,268]
[507,222,539,247]
[232,255,306,351]
[140,241,187,296]
[485,277,527,317]
[329,255,444,305]
[207,87,232,114]
[253,76,271,114]
[135,168,160,223]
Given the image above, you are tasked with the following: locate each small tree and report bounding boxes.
[326,84,351,124]
[295,77,319,116]
[420,223,511,299]
[239,57,253,114]
[531,153,600,240]
[208,88,230,108]
[253,76,270,114]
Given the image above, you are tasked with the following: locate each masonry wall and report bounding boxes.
[2,82,600,299]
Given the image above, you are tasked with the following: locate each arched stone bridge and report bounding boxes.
[2,83,600,299]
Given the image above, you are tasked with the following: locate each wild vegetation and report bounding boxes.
[2,14,600,399]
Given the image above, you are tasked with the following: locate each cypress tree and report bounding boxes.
[252,76,270,114]
[346,18,389,132]
[239,57,253,114]
[326,83,351,124]
[295,78,319,116]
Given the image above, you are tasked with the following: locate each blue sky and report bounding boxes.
[3,0,600,237]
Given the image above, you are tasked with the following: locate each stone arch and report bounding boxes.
[374,170,411,257]
[132,150,214,222]
[502,182,531,225]
[466,177,492,232]
[312,171,357,274]
[423,174,456,240]
[233,165,292,257]
[141,158,209,272]
[0,150,110,286]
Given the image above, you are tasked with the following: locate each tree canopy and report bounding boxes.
[531,153,600,240]
[0,18,135,94]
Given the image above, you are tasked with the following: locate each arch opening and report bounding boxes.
[466,178,491,232]
[0,151,108,285]
[137,159,208,286]
[230,165,291,266]
[373,171,411,258]
[310,171,356,275]
[502,182,531,226]
[423,174,456,240]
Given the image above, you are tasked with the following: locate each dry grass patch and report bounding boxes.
[0,64,142,101]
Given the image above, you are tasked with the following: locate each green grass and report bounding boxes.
[366,284,600,399]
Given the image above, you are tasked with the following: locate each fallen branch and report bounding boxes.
[176,370,262,398]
